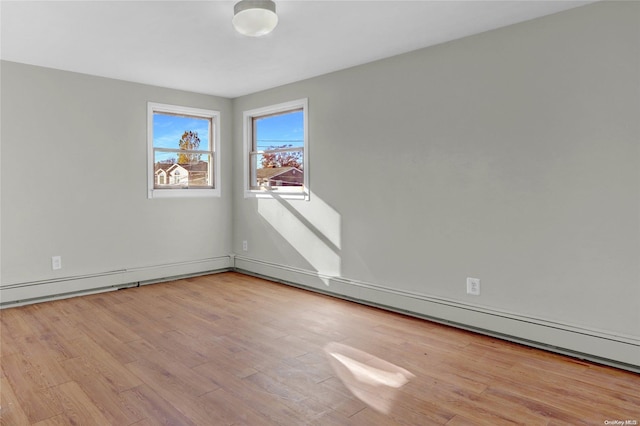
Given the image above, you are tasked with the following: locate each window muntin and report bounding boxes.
[244,99,308,200]
[147,103,220,198]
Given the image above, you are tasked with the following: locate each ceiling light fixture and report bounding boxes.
[232,0,278,37]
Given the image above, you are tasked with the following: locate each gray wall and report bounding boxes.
[232,0,639,358]
[1,62,233,292]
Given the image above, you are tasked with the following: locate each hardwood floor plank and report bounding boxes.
[59,356,145,425]
[310,382,368,418]
[31,382,111,426]
[349,406,415,426]
[109,294,178,333]
[63,335,142,393]
[127,419,157,426]
[119,384,198,426]
[190,345,259,379]
[16,304,78,362]
[1,272,638,425]
[69,322,141,366]
[388,393,457,425]
[481,386,588,425]
[2,353,70,393]
[0,376,31,425]
[496,363,639,420]
[0,367,63,424]
[126,327,213,369]
[0,308,56,360]
[445,415,487,426]
[124,349,220,399]
[192,365,316,425]
[76,298,144,343]
[226,331,309,361]
[197,388,275,426]
[244,371,342,424]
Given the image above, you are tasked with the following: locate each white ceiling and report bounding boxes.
[1,1,593,98]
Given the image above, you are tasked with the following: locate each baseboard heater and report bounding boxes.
[0,256,232,307]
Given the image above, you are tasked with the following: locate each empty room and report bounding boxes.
[1,0,639,424]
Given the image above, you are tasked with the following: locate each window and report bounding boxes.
[147,102,221,198]
[243,98,309,200]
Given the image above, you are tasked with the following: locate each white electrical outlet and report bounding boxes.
[52,256,62,270]
[242,240,248,251]
[466,277,480,295]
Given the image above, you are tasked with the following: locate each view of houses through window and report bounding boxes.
[147,102,220,198]
[148,103,220,198]
[153,114,212,188]
[250,108,305,190]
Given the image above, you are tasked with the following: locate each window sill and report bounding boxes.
[244,189,309,201]
[149,188,221,199]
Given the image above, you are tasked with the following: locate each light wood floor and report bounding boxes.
[1,272,638,425]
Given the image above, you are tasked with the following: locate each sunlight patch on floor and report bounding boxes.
[323,342,415,414]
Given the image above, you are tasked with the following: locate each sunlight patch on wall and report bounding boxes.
[282,195,341,250]
[257,193,341,283]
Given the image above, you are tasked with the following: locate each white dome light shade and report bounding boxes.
[233,0,278,37]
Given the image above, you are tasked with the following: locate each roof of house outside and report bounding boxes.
[155,162,208,173]
[256,167,302,179]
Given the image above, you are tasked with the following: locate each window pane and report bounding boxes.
[154,153,212,189]
[254,110,304,165]
[245,99,307,199]
[153,113,211,150]
[252,149,304,189]
[154,150,179,165]
[148,103,220,198]
[252,110,304,189]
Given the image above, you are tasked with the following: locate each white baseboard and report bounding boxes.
[0,256,232,307]
[233,256,640,373]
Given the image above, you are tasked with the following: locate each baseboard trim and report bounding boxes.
[233,256,640,373]
[0,256,233,307]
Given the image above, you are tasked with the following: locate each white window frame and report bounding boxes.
[243,98,309,200]
[147,102,221,199]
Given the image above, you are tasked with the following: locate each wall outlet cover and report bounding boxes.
[466,277,480,295]
[52,256,62,270]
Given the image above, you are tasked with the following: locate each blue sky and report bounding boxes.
[153,110,302,150]
[152,110,303,163]
[255,110,304,150]
[153,113,210,150]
